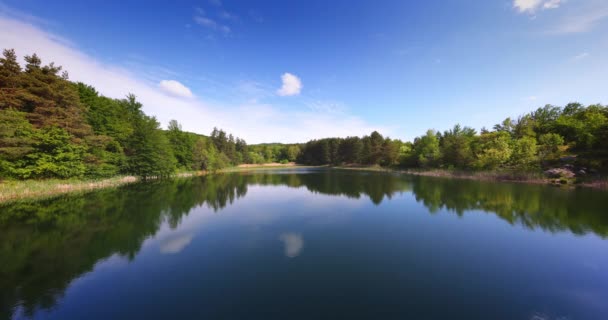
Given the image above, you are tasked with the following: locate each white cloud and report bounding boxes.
[514,0,543,13]
[276,73,302,96]
[159,80,194,98]
[0,15,388,144]
[514,0,561,13]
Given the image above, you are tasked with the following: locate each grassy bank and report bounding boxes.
[0,176,140,203]
[0,164,317,204]
[0,171,210,204]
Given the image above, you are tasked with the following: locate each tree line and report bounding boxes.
[297,104,608,172]
[2,48,607,180]
[0,49,251,179]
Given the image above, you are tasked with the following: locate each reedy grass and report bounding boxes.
[0,176,139,203]
[0,166,310,204]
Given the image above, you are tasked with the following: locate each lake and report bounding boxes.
[2,168,608,319]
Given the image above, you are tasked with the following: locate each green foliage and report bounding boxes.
[286,145,301,162]
[191,137,228,172]
[538,133,564,161]
[510,136,538,169]
[474,131,512,169]
[77,83,134,143]
[247,151,266,164]
[1,49,251,180]
[166,120,195,170]
[209,127,247,165]
[27,127,87,179]
[0,109,86,179]
[413,130,441,168]
[83,135,125,178]
[439,124,476,168]
[0,109,35,178]
[125,115,176,179]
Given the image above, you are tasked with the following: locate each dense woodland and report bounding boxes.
[298,103,608,172]
[0,49,253,179]
[1,48,607,180]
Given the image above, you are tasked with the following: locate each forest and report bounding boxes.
[1,48,607,181]
[297,103,608,173]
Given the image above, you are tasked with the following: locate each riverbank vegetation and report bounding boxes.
[297,105,608,176]
[1,48,607,185]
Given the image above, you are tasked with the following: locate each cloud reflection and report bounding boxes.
[279,233,304,258]
[160,233,194,254]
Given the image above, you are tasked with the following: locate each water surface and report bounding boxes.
[2,169,608,319]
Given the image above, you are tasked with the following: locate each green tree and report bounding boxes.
[413,130,441,168]
[0,49,23,110]
[286,145,301,162]
[0,109,35,178]
[538,133,564,161]
[440,124,476,168]
[166,120,194,170]
[473,131,512,169]
[28,127,86,179]
[126,114,176,179]
[510,136,538,169]
[338,137,362,164]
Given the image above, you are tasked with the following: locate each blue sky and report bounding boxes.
[1,0,607,143]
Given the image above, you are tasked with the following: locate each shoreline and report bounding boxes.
[332,165,608,189]
[0,163,311,204]
[2,164,606,204]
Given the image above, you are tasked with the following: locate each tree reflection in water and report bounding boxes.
[1,169,606,318]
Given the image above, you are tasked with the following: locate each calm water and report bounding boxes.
[2,169,608,320]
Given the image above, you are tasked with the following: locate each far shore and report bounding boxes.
[1,164,606,204]
[332,165,608,189]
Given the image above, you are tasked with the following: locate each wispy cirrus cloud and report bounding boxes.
[547,6,608,34]
[194,0,239,35]
[194,14,230,34]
